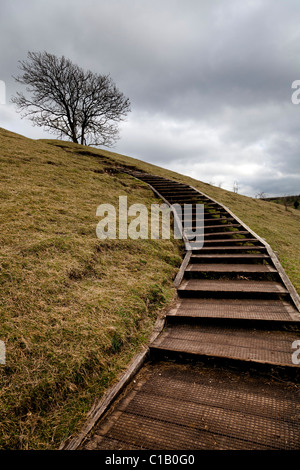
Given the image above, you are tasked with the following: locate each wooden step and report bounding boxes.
[183,220,239,226]
[184,231,246,240]
[178,279,289,299]
[168,298,300,322]
[189,245,267,253]
[150,324,300,368]
[174,200,220,205]
[161,187,192,190]
[145,182,186,187]
[147,183,186,188]
[190,253,271,263]
[200,231,251,238]
[184,218,236,223]
[203,225,243,230]
[162,192,201,197]
[181,229,240,238]
[179,279,288,293]
[185,263,277,273]
[167,199,202,204]
[184,209,228,215]
[199,238,262,245]
[160,194,200,199]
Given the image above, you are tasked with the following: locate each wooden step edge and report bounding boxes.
[176,290,290,301]
[199,231,251,237]
[184,267,278,274]
[178,279,289,291]
[165,313,300,327]
[149,345,300,372]
[190,246,267,252]
[198,239,263,244]
[190,253,270,258]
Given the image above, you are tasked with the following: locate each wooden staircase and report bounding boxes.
[61,170,300,451]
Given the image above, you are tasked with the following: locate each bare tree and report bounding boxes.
[255,191,267,199]
[12,51,131,146]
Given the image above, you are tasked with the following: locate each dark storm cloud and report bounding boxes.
[1,0,300,196]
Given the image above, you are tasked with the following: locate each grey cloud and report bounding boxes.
[1,0,300,197]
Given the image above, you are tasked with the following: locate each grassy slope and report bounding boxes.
[0,128,182,449]
[1,127,299,449]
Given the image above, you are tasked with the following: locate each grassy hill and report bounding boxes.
[1,127,300,449]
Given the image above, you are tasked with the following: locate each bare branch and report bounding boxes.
[12,51,131,146]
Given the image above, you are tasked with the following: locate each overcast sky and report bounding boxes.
[1,0,300,197]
